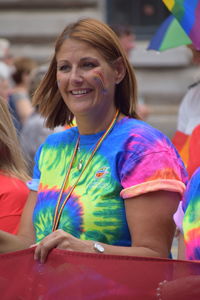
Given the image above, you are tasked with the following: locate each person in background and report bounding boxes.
[174,167,200,261]
[0,61,10,100]
[110,24,150,120]
[186,124,200,177]
[0,96,29,235]
[172,45,200,177]
[0,38,14,74]
[8,56,37,133]
[20,64,64,175]
[172,46,200,257]
[0,18,187,263]
[176,46,200,136]
[174,48,200,255]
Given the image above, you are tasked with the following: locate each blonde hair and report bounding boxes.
[0,97,29,181]
[33,18,138,129]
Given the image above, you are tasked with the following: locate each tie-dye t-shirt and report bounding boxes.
[182,167,200,260]
[28,117,187,244]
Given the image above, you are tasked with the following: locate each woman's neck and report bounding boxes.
[75,108,121,135]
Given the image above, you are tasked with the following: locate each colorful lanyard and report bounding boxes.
[52,109,120,231]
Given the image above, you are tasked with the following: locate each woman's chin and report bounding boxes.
[68,101,97,116]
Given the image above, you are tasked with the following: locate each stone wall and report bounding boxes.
[0,0,102,62]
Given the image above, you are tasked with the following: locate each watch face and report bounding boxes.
[94,242,104,253]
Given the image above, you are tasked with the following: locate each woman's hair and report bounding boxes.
[0,97,29,181]
[12,56,37,85]
[33,18,138,129]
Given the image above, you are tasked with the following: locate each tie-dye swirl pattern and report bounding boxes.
[31,117,187,244]
[182,167,200,260]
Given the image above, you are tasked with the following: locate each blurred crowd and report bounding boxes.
[0,38,64,176]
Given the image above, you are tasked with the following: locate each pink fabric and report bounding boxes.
[121,179,185,199]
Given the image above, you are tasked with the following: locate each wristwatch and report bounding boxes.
[93,241,105,253]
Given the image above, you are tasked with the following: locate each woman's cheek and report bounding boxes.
[87,70,107,94]
[56,74,68,89]
[57,79,61,87]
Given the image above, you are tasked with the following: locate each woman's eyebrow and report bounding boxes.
[80,57,98,62]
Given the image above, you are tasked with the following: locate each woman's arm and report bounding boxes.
[103,190,180,257]
[34,190,180,263]
[0,191,37,253]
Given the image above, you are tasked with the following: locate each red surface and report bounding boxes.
[0,248,200,299]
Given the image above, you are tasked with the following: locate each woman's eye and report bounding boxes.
[58,65,70,72]
[82,62,97,69]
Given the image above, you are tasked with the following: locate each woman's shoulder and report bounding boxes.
[181,82,200,106]
[116,117,182,161]
[118,116,157,130]
[43,126,78,146]
[118,117,169,143]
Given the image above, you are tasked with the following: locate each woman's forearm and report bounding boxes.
[94,242,167,258]
[0,230,33,253]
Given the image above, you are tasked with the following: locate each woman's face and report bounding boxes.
[56,38,123,117]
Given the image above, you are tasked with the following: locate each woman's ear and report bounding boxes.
[113,57,126,84]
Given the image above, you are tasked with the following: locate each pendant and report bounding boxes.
[78,159,83,171]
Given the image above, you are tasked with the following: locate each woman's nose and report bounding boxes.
[69,68,83,84]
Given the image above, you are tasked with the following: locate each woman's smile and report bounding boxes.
[70,88,93,96]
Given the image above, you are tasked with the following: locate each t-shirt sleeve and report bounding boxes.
[119,133,187,199]
[27,144,43,191]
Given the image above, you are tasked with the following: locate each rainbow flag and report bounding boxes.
[147,14,191,51]
[163,0,200,50]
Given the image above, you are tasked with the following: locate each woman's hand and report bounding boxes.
[34,229,93,263]
[160,275,200,300]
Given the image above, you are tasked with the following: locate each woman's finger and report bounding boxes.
[34,231,66,263]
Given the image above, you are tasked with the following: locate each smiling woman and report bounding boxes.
[55,38,124,129]
[0,18,187,264]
